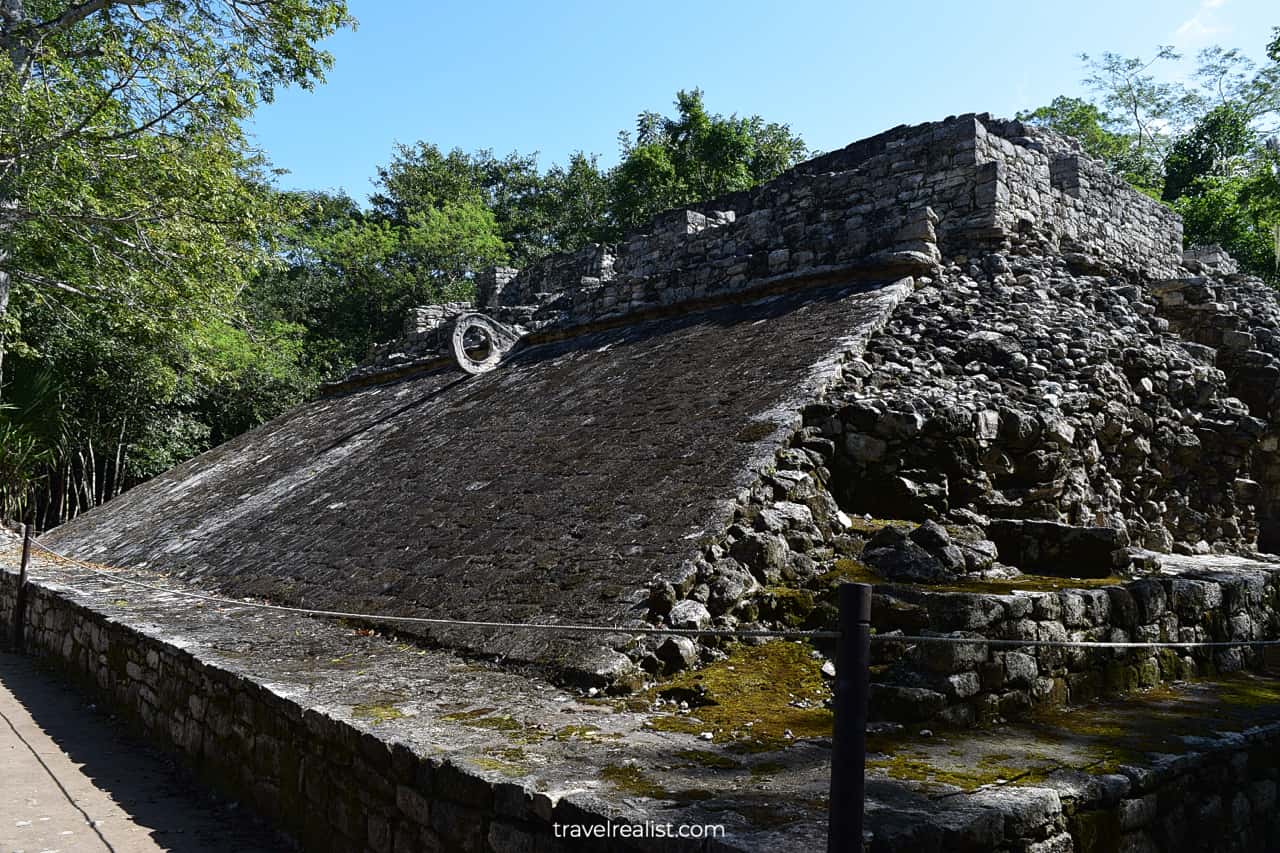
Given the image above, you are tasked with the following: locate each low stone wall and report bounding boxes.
[0,570,694,853]
[869,563,1280,727]
[869,721,1280,853]
[1063,739,1280,853]
[6,552,1280,852]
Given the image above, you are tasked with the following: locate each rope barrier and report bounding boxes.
[17,540,840,640]
[12,538,1280,651]
[871,634,1280,650]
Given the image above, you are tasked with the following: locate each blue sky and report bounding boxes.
[248,0,1277,201]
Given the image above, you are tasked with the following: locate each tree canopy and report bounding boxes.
[610,89,808,233]
[1019,31,1280,277]
[0,0,352,524]
[248,89,810,392]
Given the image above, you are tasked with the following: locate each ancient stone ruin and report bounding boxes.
[8,113,1280,851]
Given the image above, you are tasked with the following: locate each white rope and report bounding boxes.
[20,540,840,640]
[17,540,1280,651]
[873,634,1280,650]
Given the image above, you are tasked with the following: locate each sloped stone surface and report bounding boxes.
[43,280,906,679]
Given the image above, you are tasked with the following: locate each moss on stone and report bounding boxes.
[762,585,816,602]
[844,517,909,535]
[644,640,831,748]
[859,672,1280,800]
[443,710,545,743]
[599,765,718,803]
[1215,674,1280,707]
[749,760,787,778]
[600,764,669,799]
[924,574,1129,594]
[813,559,1127,595]
[553,724,620,742]
[759,586,818,626]
[352,703,404,724]
[817,559,883,586]
[472,746,530,777]
[863,742,1053,791]
[731,800,823,828]
[1071,809,1123,853]
[735,421,778,443]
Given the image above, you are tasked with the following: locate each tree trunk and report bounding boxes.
[0,249,9,399]
[112,417,128,497]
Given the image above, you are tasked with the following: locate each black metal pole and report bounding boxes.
[14,522,31,652]
[828,582,871,853]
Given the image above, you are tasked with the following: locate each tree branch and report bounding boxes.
[29,0,152,35]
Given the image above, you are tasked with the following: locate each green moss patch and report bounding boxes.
[442,710,545,743]
[1215,674,1280,708]
[844,517,910,535]
[861,673,1280,795]
[818,559,883,586]
[352,703,404,724]
[645,641,832,748]
[864,752,1050,790]
[472,747,530,777]
[923,574,1129,594]
[599,765,716,803]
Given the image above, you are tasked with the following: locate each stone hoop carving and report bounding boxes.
[450,312,523,374]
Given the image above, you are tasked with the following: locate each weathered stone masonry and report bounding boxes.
[20,111,1280,852]
[347,113,1184,384]
[0,569,718,853]
[7,564,1280,853]
[479,113,1185,328]
[868,561,1280,727]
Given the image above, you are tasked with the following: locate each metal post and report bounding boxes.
[13,522,31,652]
[828,582,871,853]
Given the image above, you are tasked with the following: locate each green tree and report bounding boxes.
[372,143,546,264]
[537,152,614,249]
[1017,96,1162,194]
[1162,103,1255,202]
[250,187,506,375]
[1022,33,1280,279]
[1171,144,1280,276]
[0,0,352,522]
[0,0,353,391]
[609,89,809,232]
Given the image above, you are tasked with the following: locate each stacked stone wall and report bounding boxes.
[5,566,1280,853]
[1148,261,1280,552]
[868,568,1280,727]
[1062,743,1280,853]
[474,115,1184,335]
[0,571,690,853]
[973,119,1184,278]
[870,735,1280,853]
